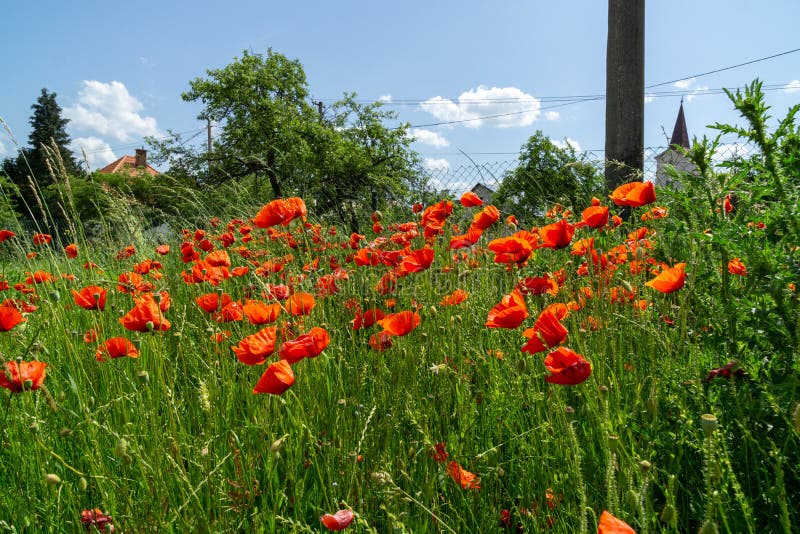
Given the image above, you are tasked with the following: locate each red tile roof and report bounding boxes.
[98,155,159,176]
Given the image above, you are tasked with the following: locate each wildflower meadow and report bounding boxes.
[0,83,798,533]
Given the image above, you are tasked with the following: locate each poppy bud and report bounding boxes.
[29,422,39,434]
[23,379,33,390]
[114,438,129,457]
[59,428,73,437]
[660,504,676,523]
[145,321,155,332]
[45,473,62,485]
[271,434,289,454]
[700,413,718,438]
[607,434,619,452]
[78,477,88,491]
[49,290,61,301]
[137,370,150,384]
[621,280,634,293]
[639,460,651,473]
[699,519,718,534]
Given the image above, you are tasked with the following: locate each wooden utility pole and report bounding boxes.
[605,0,645,190]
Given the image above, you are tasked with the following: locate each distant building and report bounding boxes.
[98,148,159,177]
[655,101,696,188]
[470,182,495,204]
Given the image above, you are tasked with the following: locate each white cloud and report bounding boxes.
[783,80,800,93]
[70,136,118,169]
[644,93,656,103]
[544,111,560,121]
[420,85,540,128]
[0,139,6,157]
[685,86,709,102]
[65,80,161,142]
[378,94,393,103]
[553,138,582,152]
[409,128,449,148]
[673,77,696,90]
[423,157,450,172]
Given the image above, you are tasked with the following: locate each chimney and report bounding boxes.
[135,148,147,168]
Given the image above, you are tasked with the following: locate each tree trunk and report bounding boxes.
[605,0,645,191]
[266,151,281,198]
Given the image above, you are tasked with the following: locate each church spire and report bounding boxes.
[669,99,690,149]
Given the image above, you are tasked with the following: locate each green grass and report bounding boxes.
[0,186,796,534]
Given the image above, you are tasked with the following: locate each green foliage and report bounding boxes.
[154,50,422,232]
[494,132,604,224]
[181,49,317,197]
[2,89,81,216]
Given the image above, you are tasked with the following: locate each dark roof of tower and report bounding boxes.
[670,100,690,149]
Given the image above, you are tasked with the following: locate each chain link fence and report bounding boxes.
[416,144,756,199]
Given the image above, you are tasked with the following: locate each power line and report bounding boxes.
[646,46,800,89]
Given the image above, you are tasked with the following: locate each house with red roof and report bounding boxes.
[98,148,159,176]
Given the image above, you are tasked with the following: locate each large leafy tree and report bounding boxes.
[2,88,81,217]
[309,94,420,232]
[181,49,317,197]
[494,131,604,223]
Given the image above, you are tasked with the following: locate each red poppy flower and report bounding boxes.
[26,270,55,284]
[155,244,170,255]
[0,360,47,392]
[645,263,686,293]
[431,442,449,463]
[470,205,500,231]
[397,247,434,276]
[420,200,453,227]
[243,300,281,325]
[0,306,25,331]
[521,310,569,354]
[543,347,591,385]
[195,293,232,313]
[253,197,307,228]
[95,337,139,361]
[581,205,609,229]
[447,460,481,489]
[279,327,331,364]
[81,509,114,532]
[252,359,294,395]
[71,286,107,311]
[32,233,52,245]
[320,509,355,531]
[485,289,528,329]
[351,308,385,330]
[517,275,559,297]
[120,295,171,332]
[213,300,243,323]
[598,510,635,534]
[286,292,316,316]
[728,258,747,276]
[610,181,656,207]
[723,194,733,214]
[440,289,468,306]
[449,227,483,250]
[64,243,78,258]
[117,271,150,294]
[369,330,394,351]
[377,311,421,337]
[488,235,534,265]
[0,230,16,242]
[205,249,231,267]
[460,191,484,207]
[539,219,576,249]
[232,326,277,365]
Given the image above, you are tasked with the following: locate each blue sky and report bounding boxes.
[2,1,799,178]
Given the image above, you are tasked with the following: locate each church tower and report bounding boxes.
[655,100,696,188]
